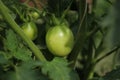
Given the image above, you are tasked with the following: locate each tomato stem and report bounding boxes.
[51,14,60,25]
[0,0,47,62]
[61,0,73,21]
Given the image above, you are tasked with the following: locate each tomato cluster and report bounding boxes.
[18,2,74,56]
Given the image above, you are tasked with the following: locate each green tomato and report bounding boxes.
[46,24,74,56]
[21,22,38,40]
[31,11,40,19]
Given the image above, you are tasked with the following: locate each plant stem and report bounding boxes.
[87,65,95,80]
[68,0,87,68]
[0,0,46,62]
[61,0,73,20]
[95,46,120,63]
[82,38,95,80]
[76,1,87,38]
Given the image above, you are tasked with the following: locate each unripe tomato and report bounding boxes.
[46,24,74,56]
[21,22,38,40]
[31,11,40,20]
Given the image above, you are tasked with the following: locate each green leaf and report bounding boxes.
[69,70,80,80]
[110,0,120,47]
[94,0,111,17]
[5,29,32,61]
[5,29,18,52]
[101,67,120,80]
[101,0,120,48]
[41,57,79,80]
[3,61,49,80]
[0,51,8,64]
[14,47,32,61]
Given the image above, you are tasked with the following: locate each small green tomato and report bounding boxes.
[21,22,38,40]
[31,11,40,19]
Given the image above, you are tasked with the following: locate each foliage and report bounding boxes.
[5,29,32,61]
[0,0,120,80]
[42,57,79,80]
[99,67,120,80]
[0,28,79,80]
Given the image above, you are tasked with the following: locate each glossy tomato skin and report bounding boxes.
[21,22,38,40]
[46,24,74,56]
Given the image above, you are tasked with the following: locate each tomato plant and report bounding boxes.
[46,23,74,56]
[21,22,38,40]
[0,0,120,80]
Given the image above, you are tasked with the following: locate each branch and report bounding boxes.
[95,46,120,63]
[76,1,88,38]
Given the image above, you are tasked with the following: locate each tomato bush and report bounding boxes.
[0,0,120,80]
